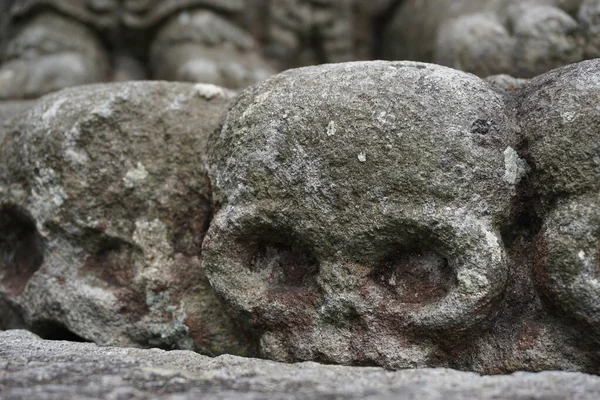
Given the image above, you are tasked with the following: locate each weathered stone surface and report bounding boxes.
[2,330,600,400]
[0,81,252,356]
[0,57,597,374]
[382,0,600,78]
[517,59,600,345]
[5,0,598,99]
[580,0,600,58]
[203,59,600,373]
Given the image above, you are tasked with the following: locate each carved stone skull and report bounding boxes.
[519,59,600,344]
[0,81,252,355]
[203,61,522,368]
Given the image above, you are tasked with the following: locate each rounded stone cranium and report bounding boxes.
[518,59,600,343]
[203,61,521,368]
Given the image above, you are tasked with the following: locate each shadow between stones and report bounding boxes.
[31,320,88,342]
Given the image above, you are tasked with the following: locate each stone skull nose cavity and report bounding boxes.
[247,233,319,290]
[80,234,140,289]
[0,204,44,296]
[370,248,455,304]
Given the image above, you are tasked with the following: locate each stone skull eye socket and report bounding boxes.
[0,204,44,297]
[370,247,456,304]
[246,232,319,291]
[205,206,508,338]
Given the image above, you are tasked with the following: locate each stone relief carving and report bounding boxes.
[1,0,600,100]
[382,0,600,78]
[0,0,273,99]
[255,0,371,70]
[0,59,598,374]
[518,61,600,345]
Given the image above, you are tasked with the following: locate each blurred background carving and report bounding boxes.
[0,0,599,98]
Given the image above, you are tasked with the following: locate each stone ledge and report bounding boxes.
[1,329,600,400]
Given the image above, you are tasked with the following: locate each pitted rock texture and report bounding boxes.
[204,59,600,373]
[0,81,252,356]
[2,330,600,400]
[383,0,600,78]
[0,59,598,374]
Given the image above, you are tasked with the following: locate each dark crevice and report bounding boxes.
[30,321,88,342]
[0,203,45,296]
[371,0,405,59]
[500,136,544,247]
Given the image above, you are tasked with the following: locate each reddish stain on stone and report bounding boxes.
[185,315,213,349]
[370,249,454,304]
[517,322,543,351]
[81,239,136,288]
[80,237,149,318]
